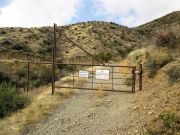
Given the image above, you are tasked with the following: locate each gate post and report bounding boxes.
[139,64,143,91]
[27,62,30,93]
[52,23,57,95]
[132,67,136,93]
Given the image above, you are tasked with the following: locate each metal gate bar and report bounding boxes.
[55,86,134,93]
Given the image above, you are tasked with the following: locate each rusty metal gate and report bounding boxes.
[50,23,143,94]
[55,63,142,93]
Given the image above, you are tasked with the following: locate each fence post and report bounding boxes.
[132,67,136,93]
[112,67,113,90]
[73,66,75,88]
[27,62,30,93]
[139,64,143,91]
[92,65,94,89]
[52,23,57,95]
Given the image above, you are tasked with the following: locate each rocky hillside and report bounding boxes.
[0,11,179,62]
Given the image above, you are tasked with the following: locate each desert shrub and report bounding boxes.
[128,48,148,64]
[146,52,173,77]
[117,46,132,57]
[38,67,58,85]
[38,27,49,33]
[39,67,52,85]
[156,32,177,48]
[14,67,28,89]
[0,71,11,83]
[38,45,52,55]
[96,51,112,62]
[1,38,15,46]
[19,28,23,32]
[124,76,133,86]
[0,30,6,35]
[15,67,27,79]
[38,39,53,57]
[165,65,180,83]
[66,65,77,73]
[43,39,51,46]
[56,59,65,70]
[117,47,127,57]
[110,25,117,29]
[11,42,32,52]
[38,35,53,56]
[0,83,30,118]
[147,113,180,135]
[27,33,39,40]
[146,59,157,78]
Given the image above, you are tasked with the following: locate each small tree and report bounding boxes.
[96,51,112,62]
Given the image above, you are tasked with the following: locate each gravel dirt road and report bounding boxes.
[22,89,149,135]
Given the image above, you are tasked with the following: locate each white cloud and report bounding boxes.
[0,0,83,27]
[93,0,180,27]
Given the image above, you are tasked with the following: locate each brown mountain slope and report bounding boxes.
[0,11,179,62]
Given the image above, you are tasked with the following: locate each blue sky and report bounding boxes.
[71,0,109,24]
[0,0,8,7]
[0,0,180,27]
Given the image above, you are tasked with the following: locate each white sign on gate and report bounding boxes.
[96,70,109,80]
[79,70,89,78]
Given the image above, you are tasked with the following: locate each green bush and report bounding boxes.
[1,38,15,46]
[96,51,112,62]
[117,46,132,57]
[38,27,49,33]
[26,33,39,40]
[0,71,11,83]
[56,59,65,70]
[166,65,180,83]
[14,67,28,89]
[15,67,27,79]
[66,65,77,73]
[155,32,177,48]
[146,58,157,77]
[0,30,6,35]
[38,67,58,85]
[0,83,30,118]
[11,43,32,52]
[147,113,180,135]
[42,39,51,46]
[124,76,133,86]
[39,67,52,85]
[146,52,173,78]
[38,38,52,56]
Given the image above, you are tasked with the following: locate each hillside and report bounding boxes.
[0,22,141,62]
[0,11,179,63]
[136,11,180,33]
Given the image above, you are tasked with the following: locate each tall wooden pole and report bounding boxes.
[139,64,143,91]
[132,67,136,93]
[52,23,56,95]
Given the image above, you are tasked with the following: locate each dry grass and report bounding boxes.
[0,67,89,135]
[58,74,87,88]
[93,87,108,98]
[0,85,75,135]
[118,59,133,78]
